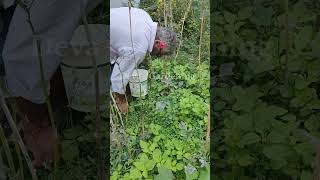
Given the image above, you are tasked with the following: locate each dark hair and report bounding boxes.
[156,26,177,55]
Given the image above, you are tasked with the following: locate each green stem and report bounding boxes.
[13,109,24,180]
[0,125,15,179]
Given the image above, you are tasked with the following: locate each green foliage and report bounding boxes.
[213,0,320,179]
[111,57,210,179]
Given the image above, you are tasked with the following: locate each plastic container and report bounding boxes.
[60,24,109,112]
[129,69,148,98]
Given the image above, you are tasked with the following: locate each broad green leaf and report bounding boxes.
[62,140,79,161]
[129,168,142,179]
[184,153,192,159]
[110,171,119,180]
[154,166,174,180]
[140,153,149,162]
[224,11,236,24]
[263,144,293,161]
[174,140,183,151]
[176,163,184,171]
[153,136,161,142]
[149,143,157,151]
[133,162,145,172]
[232,85,263,112]
[248,56,275,75]
[308,99,320,110]
[198,166,210,180]
[290,0,312,22]
[140,140,149,152]
[239,132,260,147]
[295,75,309,90]
[233,113,253,131]
[267,131,287,143]
[268,106,288,117]
[238,7,252,20]
[295,26,313,50]
[253,104,273,133]
[305,115,320,132]
[152,149,162,163]
[164,158,172,170]
[145,160,155,171]
[281,114,296,122]
[237,154,255,166]
[272,120,296,137]
[142,170,148,178]
[235,22,245,31]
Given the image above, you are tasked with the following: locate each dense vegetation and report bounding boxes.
[110,0,210,179]
[213,0,320,179]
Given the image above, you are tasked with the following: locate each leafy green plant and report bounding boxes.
[111,56,210,179]
[213,0,320,179]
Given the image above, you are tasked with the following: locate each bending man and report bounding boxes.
[110,7,177,113]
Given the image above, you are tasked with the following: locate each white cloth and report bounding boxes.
[110,7,157,94]
[2,0,101,103]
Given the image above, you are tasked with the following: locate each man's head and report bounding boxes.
[151,26,177,56]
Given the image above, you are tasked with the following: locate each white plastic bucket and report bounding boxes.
[129,69,148,98]
[60,24,109,112]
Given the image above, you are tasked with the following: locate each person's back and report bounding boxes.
[110,7,157,56]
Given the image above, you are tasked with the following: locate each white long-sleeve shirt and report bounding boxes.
[110,7,157,94]
[1,0,101,103]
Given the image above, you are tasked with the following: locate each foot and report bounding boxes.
[113,92,129,114]
[24,123,58,168]
[15,97,59,168]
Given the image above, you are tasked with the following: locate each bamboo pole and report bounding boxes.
[279,0,288,81]
[198,0,205,65]
[174,0,193,60]
[163,0,167,27]
[205,107,210,153]
[13,109,24,180]
[0,125,15,179]
[80,1,105,179]
[0,89,38,180]
[17,1,60,178]
[128,0,145,136]
[169,0,173,29]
